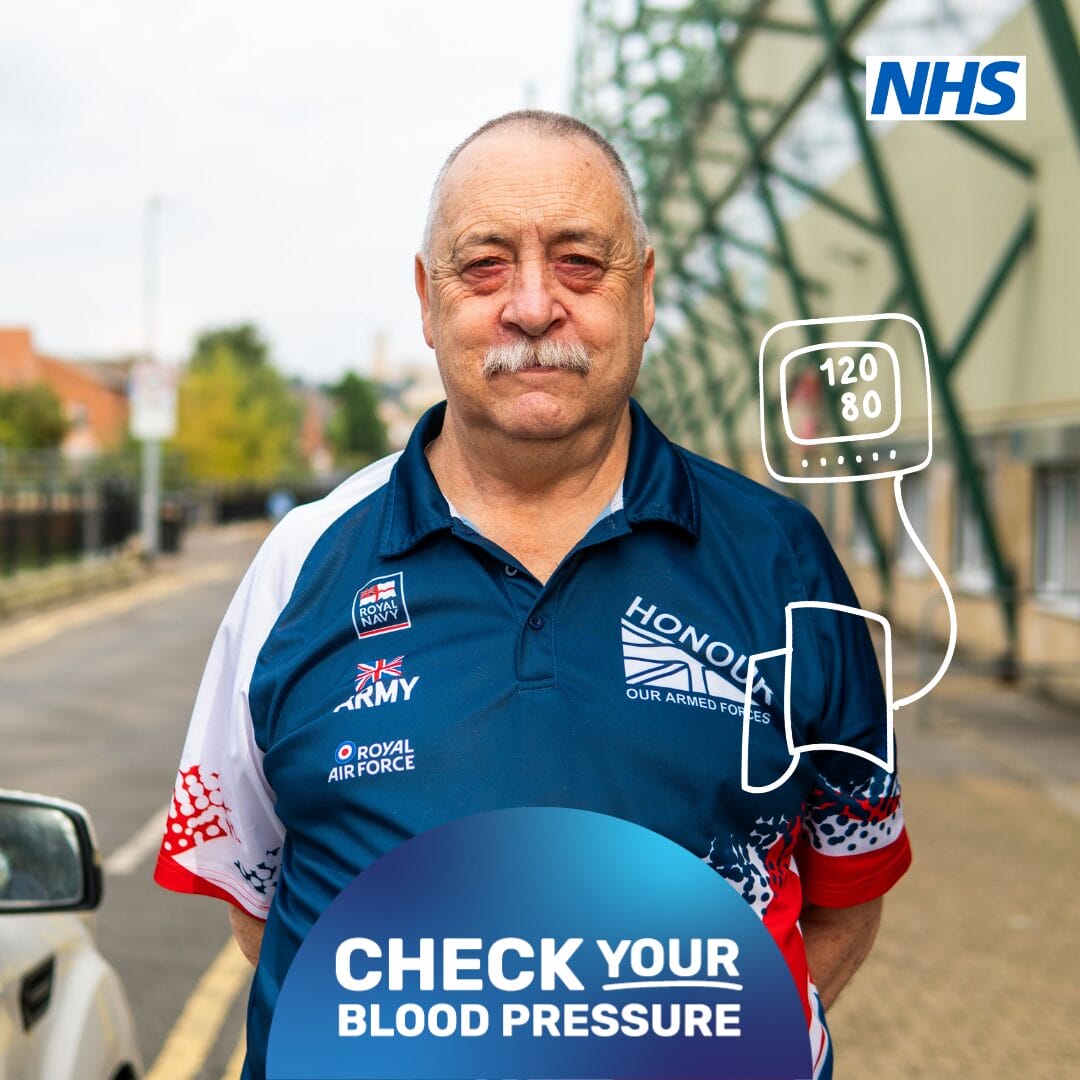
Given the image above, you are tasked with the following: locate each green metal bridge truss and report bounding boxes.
[574,0,1080,670]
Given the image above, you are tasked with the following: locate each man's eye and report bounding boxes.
[556,255,604,282]
[464,258,502,271]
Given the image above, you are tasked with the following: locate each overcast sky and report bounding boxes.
[1,1,581,383]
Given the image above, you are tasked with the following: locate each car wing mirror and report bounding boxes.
[0,792,103,913]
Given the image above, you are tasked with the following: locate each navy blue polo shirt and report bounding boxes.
[155,399,910,1079]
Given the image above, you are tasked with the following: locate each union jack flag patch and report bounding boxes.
[355,655,404,689]
[352,572,411,639]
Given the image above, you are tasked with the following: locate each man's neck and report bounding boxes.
[425,404,632,582]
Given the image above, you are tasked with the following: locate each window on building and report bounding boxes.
[896,469,930,577]
[1035,465,1080,612]
[954,467,995,592]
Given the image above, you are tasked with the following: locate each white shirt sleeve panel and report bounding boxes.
[156,453,401,917]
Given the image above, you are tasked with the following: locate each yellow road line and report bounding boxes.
[0,560,234,659]
[145,936,252,1080]
[221,1023,248,1080]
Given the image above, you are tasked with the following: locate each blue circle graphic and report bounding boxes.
[268,807,812,1079]
[334,740,355,764]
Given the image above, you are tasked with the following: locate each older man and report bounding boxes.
[155,111,910,1080]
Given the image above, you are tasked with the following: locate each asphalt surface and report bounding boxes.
[0,522,1077,1078]
[827,648,1080,1077]
[0,525,265,1077]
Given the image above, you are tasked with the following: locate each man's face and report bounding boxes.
[415,127,655,441]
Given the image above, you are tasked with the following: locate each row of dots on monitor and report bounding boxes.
[801,449,898,468]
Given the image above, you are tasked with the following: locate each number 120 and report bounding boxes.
[819,352,882,422]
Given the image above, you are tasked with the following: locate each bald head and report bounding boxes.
[421,110,648,264]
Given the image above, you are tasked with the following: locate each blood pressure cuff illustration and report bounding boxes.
[741,595,908,906]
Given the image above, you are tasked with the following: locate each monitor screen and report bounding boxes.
[781,340,901,444]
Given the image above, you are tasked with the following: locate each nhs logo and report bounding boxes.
[866,56,1026,121]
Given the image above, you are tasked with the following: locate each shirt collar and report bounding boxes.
[378,398,700,558]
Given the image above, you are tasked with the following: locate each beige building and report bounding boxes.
[625,1,1079,699]
[780,5,1077,696]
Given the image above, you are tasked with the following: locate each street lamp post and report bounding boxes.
[133,197,175,561]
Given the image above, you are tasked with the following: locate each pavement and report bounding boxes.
[2,524,1077,1078]
[827,644,1080,1078]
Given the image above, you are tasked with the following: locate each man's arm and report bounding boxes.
[800,896,883,1009]
[230,905,266,966]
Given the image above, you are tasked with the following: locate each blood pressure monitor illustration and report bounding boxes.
[760,313,931,484]
[742,313,954,794]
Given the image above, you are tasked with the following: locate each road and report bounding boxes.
[0,525,264,1079]
[1,522,1077,1078]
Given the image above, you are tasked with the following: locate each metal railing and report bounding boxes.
[0,450,140,575]
[0,447,338,574]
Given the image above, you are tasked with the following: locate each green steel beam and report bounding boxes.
[743,97,783,112]
[939,118,1037,178]
[944,207,1037,377]
[681,301,747,471]
[639,335,680,431]
[679,156,786,327]
[1032,0,1080,154]
[764,162,887,237]
[732,17,819,36]
[643,327,683,435]
[668,150,790,475]
[705,0,884,220]
[710,242,794,480]
[643,0,774,204]
[716,24,893,590]
[707,224,830,293]
[659,273,739,454]
[653,330,707,448]
[870,280,911,337]
[579,0,1036,665]
[634,360,661,408]
[811,0,1018,661]
[663,296,738,347]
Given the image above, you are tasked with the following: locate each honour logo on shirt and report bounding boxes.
[353,571,411,638]
[621,595,775,716]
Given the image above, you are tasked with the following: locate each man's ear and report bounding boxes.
[641,246,656,342]
[415,254,435,349]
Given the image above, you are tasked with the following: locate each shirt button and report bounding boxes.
[527,612,545,631]
[504,565,518,577]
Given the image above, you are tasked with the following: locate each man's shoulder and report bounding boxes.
[676,443,822,539]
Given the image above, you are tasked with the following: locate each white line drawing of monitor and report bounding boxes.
[742,311,956,795]
[760,313,932,484]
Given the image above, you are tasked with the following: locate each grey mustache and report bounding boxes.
[482,339,592,376]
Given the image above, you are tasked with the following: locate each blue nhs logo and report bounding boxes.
[866,56,1026,121]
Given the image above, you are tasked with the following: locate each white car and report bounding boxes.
[0,790,142,1080]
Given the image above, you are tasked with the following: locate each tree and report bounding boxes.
[328,372,389,465]
[190,323,269,372]
[171,326,303,483]
[0,383,69,449]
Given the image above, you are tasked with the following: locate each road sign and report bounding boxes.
[130,361,178,441]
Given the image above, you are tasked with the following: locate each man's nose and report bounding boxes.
[500,258,567,337]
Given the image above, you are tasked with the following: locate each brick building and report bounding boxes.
[0,328,129,455]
